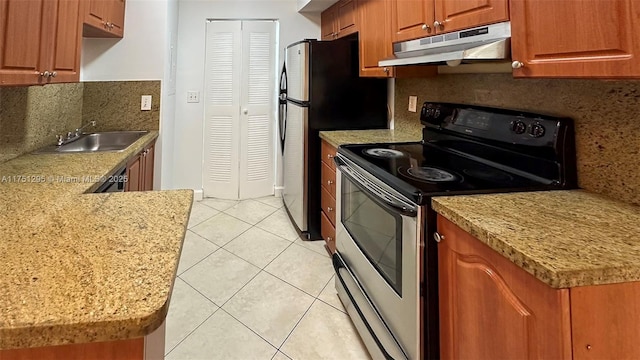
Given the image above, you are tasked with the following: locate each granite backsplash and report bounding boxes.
[0,81,160,163]
[394,74,640,206]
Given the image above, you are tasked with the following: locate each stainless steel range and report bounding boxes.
[333,102,577,359]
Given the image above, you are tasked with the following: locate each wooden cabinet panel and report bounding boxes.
[437,216,573,360]
[337,0,357,36]
[321,186,336,226]
[125,153,142,192]
[82,0,125,38]
[0,0,80,86]
[321,4,338,40]
[571,282,640,359]
[0,337,144,360]
[358,0,394,77]
[320,211,336,254]
[391,0,434,43]
[320,141,337,171]
[321,161,336,196]
[511,0,640,78]
[142,144,154,191]
[434,0,508,34]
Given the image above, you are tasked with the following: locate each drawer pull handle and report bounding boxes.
[327,180,334,186]
[327,207,334,212]
[434,232,444,243]
[327,237,333,242]
[327,154,334,159]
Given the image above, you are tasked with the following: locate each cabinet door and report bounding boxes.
[391,0,435,43]
[358,0,394,77]
[437,216,573,360]
[125,154,142,192]
[47,0,82,83]
[84,0,109,29]
[83,0,124,38]
[336,0,357,37]
[0,0,47,85]
[510,0,640,78]
[434,0,508,34]
[109,0,125,37]
[142,145,154,191]
[321,5,337,40]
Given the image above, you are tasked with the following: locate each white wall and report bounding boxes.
[81,0,179,190]
[173,0,320,194]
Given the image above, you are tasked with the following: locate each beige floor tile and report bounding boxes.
[255,209,300,242]
[317,275,346,313]
[223,227,291,268]
[187,202,219,229]
[200,198,239,211]
[166,310,277,360]
[164,278,218,355]
[264,244,334,297]
[190,213,252,247]
[176,231,219,275]
[254,195,284,209]
[294,238,330,258]
[223,272,315,348]
[224,199,279,225]
[181,250,260,306]
[272,351,292,360]
[281,301,371,360]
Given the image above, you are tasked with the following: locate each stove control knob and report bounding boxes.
[530,123,546,138]
[511,120,527,134]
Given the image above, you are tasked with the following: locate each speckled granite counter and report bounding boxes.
[319,129,422,148]
[0,131,193,350]
[432,190,640,289]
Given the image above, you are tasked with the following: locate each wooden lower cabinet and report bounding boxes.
[320,139,337,253]
[126,143,154,192]
[437,215,640,359]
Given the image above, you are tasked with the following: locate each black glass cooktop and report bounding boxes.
[338,142,558,205]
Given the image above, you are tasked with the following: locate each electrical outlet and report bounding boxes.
[141,95,152,111]
[408,96,418,112]
[187,91,200,103]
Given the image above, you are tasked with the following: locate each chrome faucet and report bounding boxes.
[56,120,96,146]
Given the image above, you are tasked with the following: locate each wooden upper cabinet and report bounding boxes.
[321,0,358,40]
[391,0,435,42]
[511,0,640,78]
[0,0,81,86]
[358,0,394,77]
[437,216,573,360]
[434,0,509,34]
[83,0,125,38]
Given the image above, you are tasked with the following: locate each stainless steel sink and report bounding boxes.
[35,131,148,154]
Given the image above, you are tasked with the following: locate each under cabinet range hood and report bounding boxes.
[379,21,511,67]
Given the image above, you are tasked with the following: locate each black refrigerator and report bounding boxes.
[279,36,388,240]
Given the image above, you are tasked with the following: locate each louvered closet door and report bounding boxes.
[203,21,242,199]
[239,21,276,199]
[203,20,276,200]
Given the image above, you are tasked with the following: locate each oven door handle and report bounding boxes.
[336,162,417,217]
[333,254,408,360]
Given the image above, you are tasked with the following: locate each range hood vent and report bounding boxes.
[379,22,511,67]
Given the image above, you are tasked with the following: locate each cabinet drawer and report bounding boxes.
[321,211,336,254]
[321,186,336,226]
[321,161,337,197]
[321,140,337,171]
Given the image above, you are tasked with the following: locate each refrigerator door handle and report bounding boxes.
[279,64,288,152]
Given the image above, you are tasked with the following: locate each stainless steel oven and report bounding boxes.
[334,154,424,360]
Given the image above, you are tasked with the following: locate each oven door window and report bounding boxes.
[341,174,402,295]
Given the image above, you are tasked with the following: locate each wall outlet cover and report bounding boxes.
[187,91,200,103]
[408,95,418,112]
[141,95,152,111]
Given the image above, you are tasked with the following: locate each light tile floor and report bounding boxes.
[164,196,371,360]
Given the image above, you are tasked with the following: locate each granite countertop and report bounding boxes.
[0,131,194,350]
[432,190,640,289]
[319,129,422,148]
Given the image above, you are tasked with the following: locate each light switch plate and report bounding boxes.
[187,91,200,103]
[408,96,418,112]
[141,95,152,111]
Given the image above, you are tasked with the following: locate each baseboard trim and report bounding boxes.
[274,186,283,198]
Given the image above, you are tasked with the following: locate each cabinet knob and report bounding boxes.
[105,21,111,29]
[109,23,114,30]
[434,20,445,30]
[327,236,333,242]
[40,71,51,78]
[327,207,334,212]
[511,61,525,69]
[421,24,430,31]
[327,154,334,159]
[383,67,389,73]
[50,71,57,78]
[242,108,248,115]
[434,232,445,243]
[327,180,334,186]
